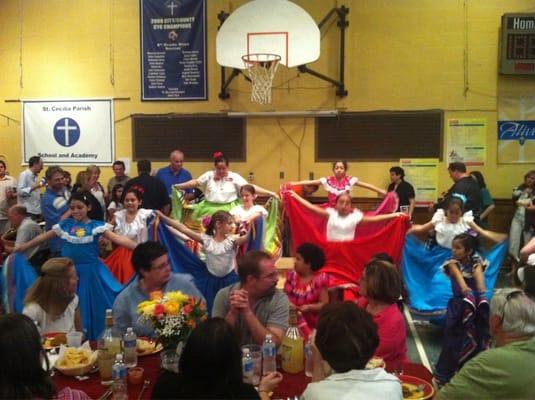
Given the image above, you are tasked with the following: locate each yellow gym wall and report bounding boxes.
[0,0,534,198]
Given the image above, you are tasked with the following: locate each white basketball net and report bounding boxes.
[242,53,281,104]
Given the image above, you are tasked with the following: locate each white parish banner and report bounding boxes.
[22,99,114,165]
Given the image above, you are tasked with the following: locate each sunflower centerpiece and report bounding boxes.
[137,291,207,371]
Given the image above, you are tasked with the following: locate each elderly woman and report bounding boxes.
[173,152,277,221]
[437,286,535,399]
[86,165,106,211]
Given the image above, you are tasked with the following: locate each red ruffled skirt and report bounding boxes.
[104,246,135,284]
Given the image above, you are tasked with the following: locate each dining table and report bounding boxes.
[53,351,430,399]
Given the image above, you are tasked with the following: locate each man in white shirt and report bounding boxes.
[7,205,46,262]
[17,156,44,219]
[0,160,17,234]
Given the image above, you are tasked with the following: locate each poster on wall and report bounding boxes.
[22,99,114,165]
[400,158,439,207]
[141,0,207,101]
[446,118,486,166]
[497,96,535,163]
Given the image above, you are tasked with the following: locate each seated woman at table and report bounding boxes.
[23,257,82,335]
[152,317,282,400]
[303,302,402,400]
[357,259,408,371]
[284,242,329,338]
[174,152,277,221]
[0,313,89,399]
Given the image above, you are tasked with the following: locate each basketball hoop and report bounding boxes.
[241,53,281,104]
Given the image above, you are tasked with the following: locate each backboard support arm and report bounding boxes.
[217,5,349,100]
[298,6,349,97]
[218,11,242,99]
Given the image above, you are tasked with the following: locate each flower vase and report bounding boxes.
[160,341,184,373]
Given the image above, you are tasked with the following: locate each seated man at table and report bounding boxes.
[437,284,535,399]
[303,302,402,400]
[112,241,204,337]
[212,250,289,346]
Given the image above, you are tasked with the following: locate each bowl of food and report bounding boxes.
[54,343,98,376]
[399,374,434,400]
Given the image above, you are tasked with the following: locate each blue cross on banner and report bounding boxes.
[53,117,80,147]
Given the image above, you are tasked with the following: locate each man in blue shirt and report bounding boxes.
[41,166,70,256]
[112,241,204,337]
[155,150,193,199]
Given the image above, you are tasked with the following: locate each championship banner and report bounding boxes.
[22,99,114,165]
[498,96,535,163]
[141,0,207,100]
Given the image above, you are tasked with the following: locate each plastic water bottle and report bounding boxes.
[262,333,277,375]
[242,348,254,384]
[304,337,314,377]
[111,354,127,400]
[123,327,137,368]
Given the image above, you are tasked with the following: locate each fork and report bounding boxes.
[137,379,151,400]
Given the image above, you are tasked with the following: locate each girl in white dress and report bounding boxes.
[288,191,403,242]
[230,184,268,251]
[407,196,507,248]
[105,188,155,283]
[23,257,81,334]
[156,209,250,311]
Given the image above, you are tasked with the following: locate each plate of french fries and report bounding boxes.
[54,341,98,376]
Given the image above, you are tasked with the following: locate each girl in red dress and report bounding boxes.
[284,242,329,337]
[288,160,386,207]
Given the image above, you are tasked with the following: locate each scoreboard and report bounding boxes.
[500,13,535,75]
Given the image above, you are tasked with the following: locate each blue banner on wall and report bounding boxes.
[140,0,207,100]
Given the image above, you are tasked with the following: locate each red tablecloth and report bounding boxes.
[53,352,160,399]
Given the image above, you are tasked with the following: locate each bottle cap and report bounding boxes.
[242,348,250,355]
[116,353,123,361]
[126,327,133,333]
[266,333,272,339]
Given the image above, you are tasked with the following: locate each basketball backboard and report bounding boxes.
[216,0,320,69]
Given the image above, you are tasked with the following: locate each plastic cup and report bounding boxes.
[98,351,114,385]
[66,331,83,347]
[128,367,144,385]
[241,344,261,385]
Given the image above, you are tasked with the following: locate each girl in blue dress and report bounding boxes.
[15,191,136,339]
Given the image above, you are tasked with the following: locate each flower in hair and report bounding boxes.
[213,151,223,159]
[201,216,212,229]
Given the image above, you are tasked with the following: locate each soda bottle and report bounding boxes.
[123,327,138,368]
[111,353,127,400]
[304,337,314,377]
[262,333,277,375]
[242,348,254,384]
[281,309,304,373]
